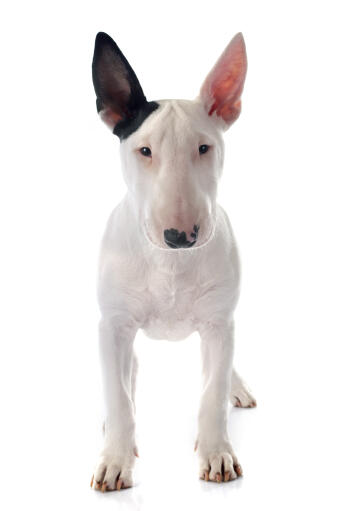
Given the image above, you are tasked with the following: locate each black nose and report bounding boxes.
[163,225,199,249]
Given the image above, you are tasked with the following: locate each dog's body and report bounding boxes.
[100,196,238,342]
[91,33,256,492]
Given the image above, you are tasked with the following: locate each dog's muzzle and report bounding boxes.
[163,225,199,248]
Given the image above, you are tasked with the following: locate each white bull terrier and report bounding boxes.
[90,31,256,492]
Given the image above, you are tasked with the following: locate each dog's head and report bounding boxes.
[92,32,247,249]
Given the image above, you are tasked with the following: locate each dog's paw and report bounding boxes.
[230,382,257,408]
[197,441,242,483]
[91,446,137,492]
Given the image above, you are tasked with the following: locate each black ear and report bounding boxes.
[92,32,159,139]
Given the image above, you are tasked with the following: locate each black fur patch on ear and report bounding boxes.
[92,32,159,140]
[113,100,159,140]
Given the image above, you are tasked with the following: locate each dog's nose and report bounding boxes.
[163,225,199,248]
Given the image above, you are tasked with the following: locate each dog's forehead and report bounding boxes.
[125,99,220,146]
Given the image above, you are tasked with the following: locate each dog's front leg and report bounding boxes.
[196,320,242,483]
[92,316,138,492]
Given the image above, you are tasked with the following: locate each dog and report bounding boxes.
[90,31,256,492]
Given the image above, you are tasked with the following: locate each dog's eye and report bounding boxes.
[199,144,209,155]
[139,147,152,157]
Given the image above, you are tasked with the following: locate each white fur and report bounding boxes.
[92,37,256,490]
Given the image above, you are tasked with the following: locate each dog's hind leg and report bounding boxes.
[230,369,257,408]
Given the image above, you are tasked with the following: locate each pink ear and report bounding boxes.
[200,33,247,127]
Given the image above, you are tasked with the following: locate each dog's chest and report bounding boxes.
[142,265,201,340]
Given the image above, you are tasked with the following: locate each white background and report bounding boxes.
[1,1,345,509]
